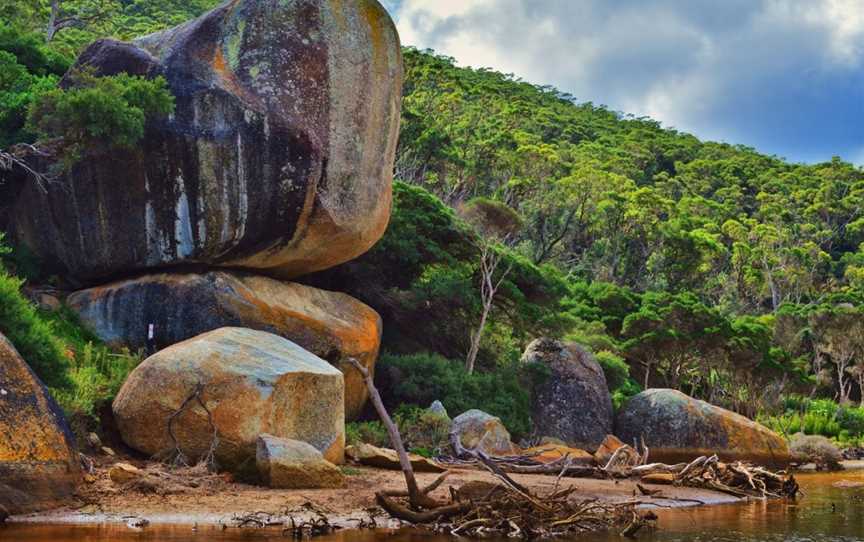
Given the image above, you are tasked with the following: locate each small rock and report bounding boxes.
[833,480,864,489]
[594,435,627,466]
[429,400,450,420]
[257,435,345,489]
[640,473,676,485]
[346,443,446,473]
[523,444,594,465]
[109,463,142,484]
[87,432,102,449]
[100,446,116,457]
[451,409,519,456]
[83,474,97,484]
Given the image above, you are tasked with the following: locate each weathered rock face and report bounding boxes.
[0,333,81,513]
[451,410,519,456]
[113,327,345,471]
[256,435,344,489]
[615,389,791,466]
[11,0,402,283]
[68,271,381,419]
[521,339,613,451]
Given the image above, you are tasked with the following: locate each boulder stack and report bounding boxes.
[68,271,382,420]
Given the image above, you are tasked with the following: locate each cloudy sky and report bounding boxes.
[379,0,864,165]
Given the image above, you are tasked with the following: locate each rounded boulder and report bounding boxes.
[615,389,791,466]
[11,0,402,283]
[521,338,613,451]
[112,327,345,471]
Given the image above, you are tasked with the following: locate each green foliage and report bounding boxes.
[0,25,69,146]
[0,266,70,388]
[376,352,534,438]
[345,421,390,448]
[759,396,864,447]
[0,242,139,419]
[594,350,629,391]
[393,405,451,457]
[27,70,174,166]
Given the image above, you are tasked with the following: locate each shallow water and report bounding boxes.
[4,470,863,541]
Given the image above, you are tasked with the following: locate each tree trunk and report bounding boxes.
[46,0,59,42]
[465,298,490,374]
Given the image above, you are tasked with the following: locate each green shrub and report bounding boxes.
[611,378,642,411]
[0,265,69,388]
[595,350,629,391]
[759,396,864,447]
[376,352,534,438]
[346,421,390,448]
[394,405,451,456]
[0,239,140,420]
[27,70,174,167]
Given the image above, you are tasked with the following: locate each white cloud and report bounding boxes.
[388,0,864,162]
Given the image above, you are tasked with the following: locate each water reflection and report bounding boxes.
[4,471,862,542]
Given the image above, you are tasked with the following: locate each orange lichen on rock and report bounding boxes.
[523,444,595,465]
[0,333,81,514]
[615,389,791,467]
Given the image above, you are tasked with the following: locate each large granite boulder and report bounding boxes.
[521,339,613,451]
[68,271,381,419]
[10,0,402,283]
[113,327,345,471]
[615,389,791,466]
[0,333,81,513]
[256,434,344,489]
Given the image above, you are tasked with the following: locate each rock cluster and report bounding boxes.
[68,272,381,420]
[1,0,402,507]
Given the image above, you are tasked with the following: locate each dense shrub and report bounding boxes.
[346,421,390,448]
[346,406,451,458]
[0,260,69,388]
[760,395,864,447]
[27,70,174,166]
[376,351,535,438]
[0,238,140,419]
[595,350,629,391]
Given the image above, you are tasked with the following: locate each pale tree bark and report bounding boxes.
[465,241,512,374]
[45,0,112,43]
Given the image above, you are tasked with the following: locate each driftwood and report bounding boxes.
[441,451,799,500]
[348,359,645,538]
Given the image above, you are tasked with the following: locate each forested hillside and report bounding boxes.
[1,1,863,446]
